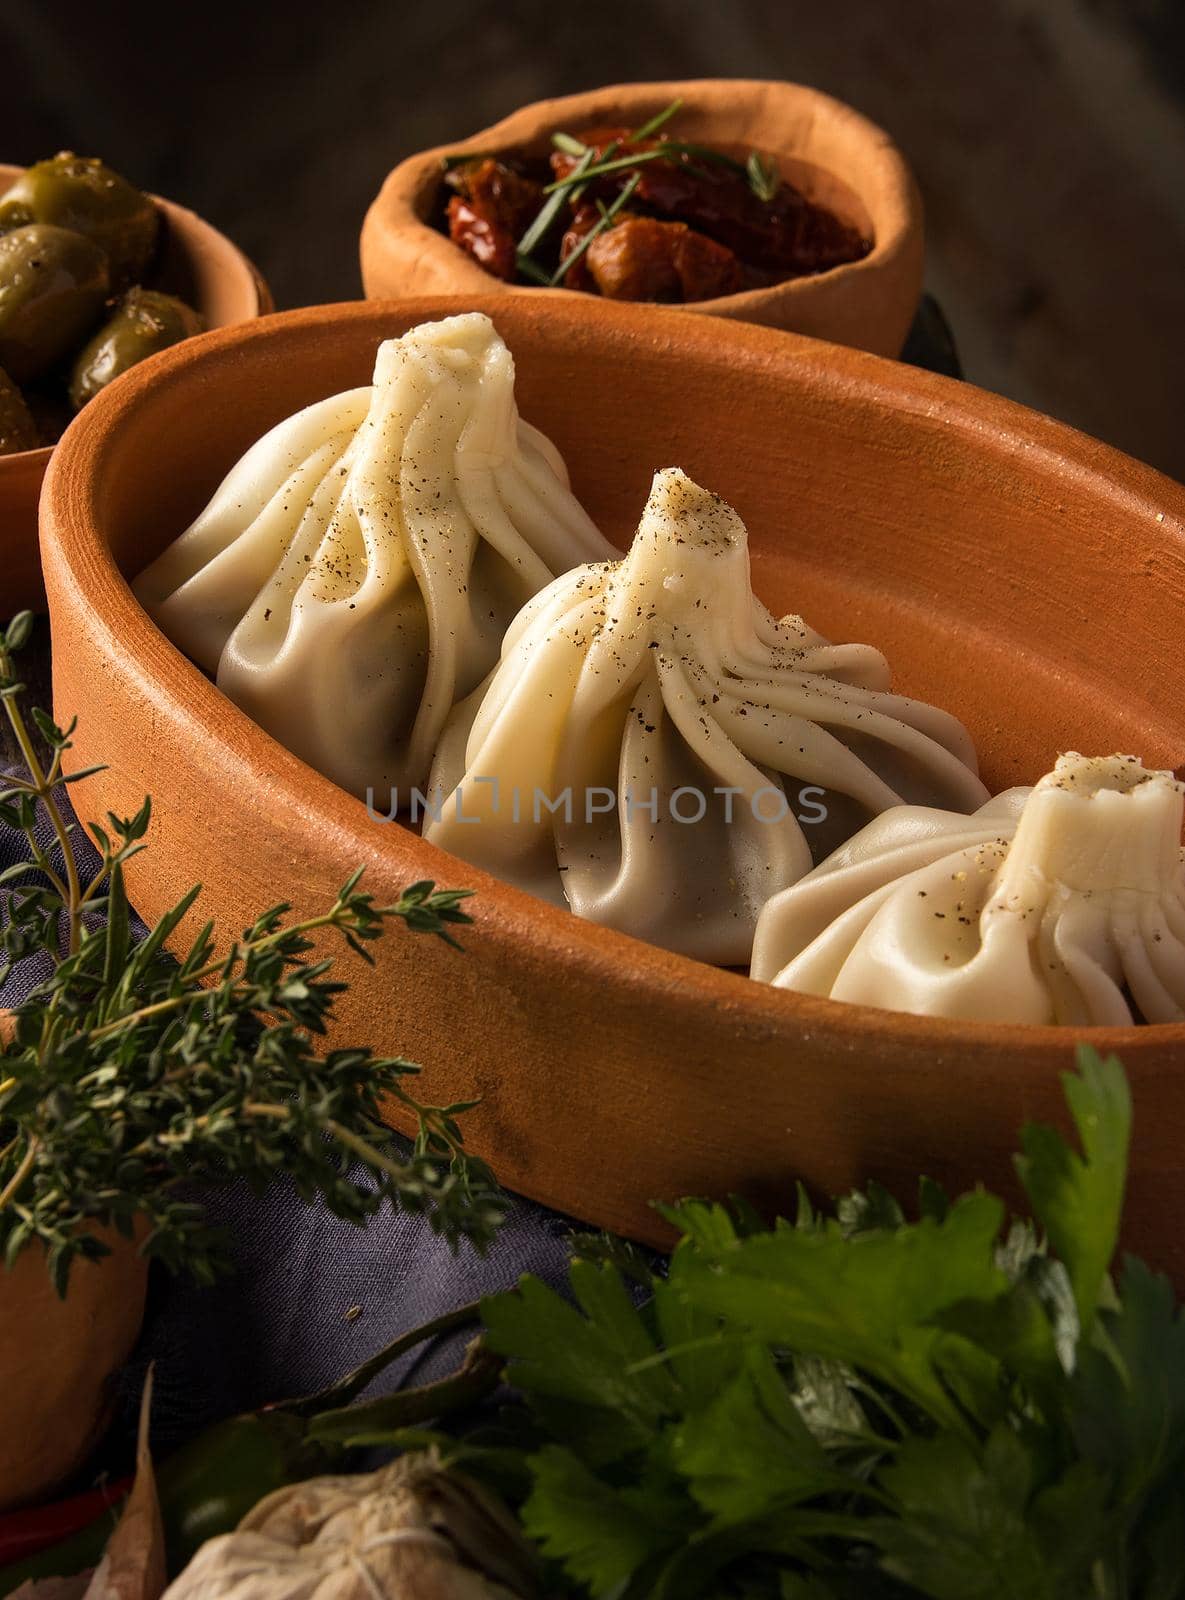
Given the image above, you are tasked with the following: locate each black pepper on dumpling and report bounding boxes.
[752,752,1185,1024]
[134,314,615,796]
[427,467,988,964]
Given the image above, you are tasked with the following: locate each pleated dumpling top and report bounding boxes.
[752,752,1185,1025]
[135,312,615,796]
[427,467,988,964]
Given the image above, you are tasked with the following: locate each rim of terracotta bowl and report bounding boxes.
[38,297,1185,1076]
[361,79,923,346]
[0,160,271,480]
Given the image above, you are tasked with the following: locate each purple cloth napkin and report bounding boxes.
[1,776,578,1476]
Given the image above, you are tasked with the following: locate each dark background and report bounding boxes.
[1,0,1183,480]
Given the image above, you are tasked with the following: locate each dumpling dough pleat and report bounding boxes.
[427,467,988,965]
[134,312,615,796]
[753,752,1185,1026]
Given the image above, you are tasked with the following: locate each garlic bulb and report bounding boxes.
[161,1453,536,1600]
[751,753,1185,1025]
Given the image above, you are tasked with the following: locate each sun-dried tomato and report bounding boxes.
[586,216,743,303]
[557,203,601,292]
[552,131,869,277]
[445,158,544,282]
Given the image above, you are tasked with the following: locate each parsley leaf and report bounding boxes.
[672,1191,1010,1435]
[1015,1046,1130,1333]
[671,1346,848,1522]
[520,1445,693,1594]
[476,1049,1185,1599]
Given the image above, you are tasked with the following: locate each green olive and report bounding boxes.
[0,365,39,454]
[0,224,110,383]
[0,152,159,289]
[69,288,205,408]
[22,380,74,447]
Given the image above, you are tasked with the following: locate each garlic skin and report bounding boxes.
[161,1454,536,1600]
[752,753,1185,1026]
[427,467,988,965]
[134,313,613,796]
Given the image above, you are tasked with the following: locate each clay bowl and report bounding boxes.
[40,297,1185,1284]
[0,162,270,618]
[0,1012,149,1511]
[0,1233,148,1509]
[361,79,923,358]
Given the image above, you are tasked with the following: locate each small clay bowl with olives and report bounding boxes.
[0,155,270,614]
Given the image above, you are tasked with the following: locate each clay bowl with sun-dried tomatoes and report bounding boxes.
[361,79,924,358]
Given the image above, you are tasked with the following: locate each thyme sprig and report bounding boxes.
[0,614,505,1294]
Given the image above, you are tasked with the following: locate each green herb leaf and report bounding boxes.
[472,1051,1166,1597]
[520,1444,692,1594]
[4,612,34,653]
[550,171,641,286]
[0,622,505,1292]
[747,150,781,202]
[438,150,497,171]
[1070,1254,1185,1512]
[517,148,594,269]
[550,131,588,157]
[672,1191,1009,1435]
[1015,1045,1130,1333]
[483,1261,677,1460]
[629,97,685,143]
[866,1425,1093,1600]
[672,1346,848,1523]
[543,148,669,195]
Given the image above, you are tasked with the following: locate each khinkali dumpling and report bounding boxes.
[134,312,614,795]
[425,467,988,963]
[751,752,1185,1025]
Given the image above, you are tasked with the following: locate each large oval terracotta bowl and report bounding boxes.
[361,79,923,359]
[0,162,270,617]
[40,299,1185,1280]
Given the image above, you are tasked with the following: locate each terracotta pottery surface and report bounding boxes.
[0,162,270,619]
[0,1232,148,1509]
[361,79,923,358]
[39,297,1185,1285]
